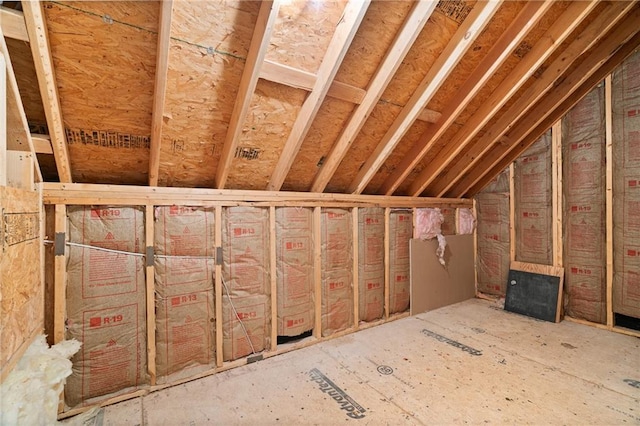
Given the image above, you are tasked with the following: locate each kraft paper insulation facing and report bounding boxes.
[222,207,271,361]
[562,84,607,324]
[275,207,314,336]
[514,131,553,266]
[321,208,353,337]
[0,335,80,425]
[389,210,412,314]
[154,206,215,381]
[357,208,385,322]
[66,206,148,408]
[475,168,510,296]
[612,50,640,319]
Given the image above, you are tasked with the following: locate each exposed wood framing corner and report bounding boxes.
[407,0,599,197]
[347,0,502,195]
[427,1,635,198]
[216,0,281,189]
[0,6,29,41]
[148,0,174,186]
[380,0,553,196]
[22,1,72,183]
[266,0,371,191]
[460,17,640,197]
[310,0,438,193]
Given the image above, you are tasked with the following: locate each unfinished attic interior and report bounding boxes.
[1,0,639,422]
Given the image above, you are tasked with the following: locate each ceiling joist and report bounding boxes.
[22,0,72,183]
[347,0,502,195]
[216,0,282,189]
[422,0,636,198]
[267,0,370,191]
[380,0,553,196]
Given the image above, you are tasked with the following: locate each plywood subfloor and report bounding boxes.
[69,298,640,425]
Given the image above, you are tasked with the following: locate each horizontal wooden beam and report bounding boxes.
[42,182,472,208]
[0,7,29,42]
[31,133,53,154]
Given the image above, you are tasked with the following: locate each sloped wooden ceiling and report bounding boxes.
[3,0,640,197]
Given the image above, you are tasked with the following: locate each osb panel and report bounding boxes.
[325,102,403,193]
[0,186,42,378]
[282,97,355,192]
[225,80,308,190]
[44,1,157,133]
[379,7,459,106]
[69,144,148,185]
[267,0,347,74]
[334,0,413,89]
[158,1,259,187]
[364,119,431,194]
[5,38,46,128]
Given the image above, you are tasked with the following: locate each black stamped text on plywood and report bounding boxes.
[3,212,40,247]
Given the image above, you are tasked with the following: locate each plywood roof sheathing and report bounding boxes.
[22,1,71,183]
[216,0,281,189]
[423,1,637,198]
[309,0,438,193]
[266,0,370,191]
[0,7,29,42]
[379,0,554,196]
[459,13,640,197]
[347,0,502,195]
[406,0,600,197]
[149,0,174,186]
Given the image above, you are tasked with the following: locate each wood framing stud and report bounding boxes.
[149,0,174,186]
[352,208,359,328]
[313,207,322,339]
[0,7,29,41]
[0,52,5,187]
[604,75,614,328]
[267,0,370,191]
[145,205,157,385]
[551,120,563,267]
[215,206,223,367]
[216,0,281,189]
[22,1,72,182]
[269,206,278,351]
[310,0,437,193]
[348,0,502,195]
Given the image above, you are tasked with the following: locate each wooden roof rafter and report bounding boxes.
[379,0,554,196]
[347,0,502,195]
[216,0,282,189]
[403,0,600,197]
[266,0,371,191]
[22,0,72,183]
[454,8,640,198]
[421,0,637,198]
[309,0,438,193]
[148,0,174,187]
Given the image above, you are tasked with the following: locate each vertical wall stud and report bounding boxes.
[552,120,563,267]
[313,207,322,338]
[384,208,391,319]
[509,164,516,262]
[145,205,157,385]
[605,75,614,328]
[215,206,223,367]
[269,206,278,351]
[53,204,66,413]
[352,208,359,329]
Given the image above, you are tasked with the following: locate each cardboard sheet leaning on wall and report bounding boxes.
[389,210,412,314]
[562,84,607,324]
[65,206,148,408]
[222,207,270,361]
[275,207,314,336]
[321,208,353,336]
[154,206,215,381]
[475,168,510,296]
[612,50,640,319]
[358,208,385,322]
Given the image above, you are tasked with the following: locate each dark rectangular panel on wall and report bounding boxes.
[562,84,607,324]
[514,132,553,265]
[612,50,640,320]
[475,169,510,296]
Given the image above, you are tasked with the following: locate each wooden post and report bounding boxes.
[352,208,359,329]
[509,164,516,262]
[551,120,563,267]
[384,208,390,318]
[144,205,157,385]
[53,204,66,413]
[472,199,479,296]
[313,207,322,338]
[605,75,614,328]
[215,206,223,367]
[269,206,278,351]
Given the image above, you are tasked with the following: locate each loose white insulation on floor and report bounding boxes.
[68,299,640,425]
[0,335,80,425]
